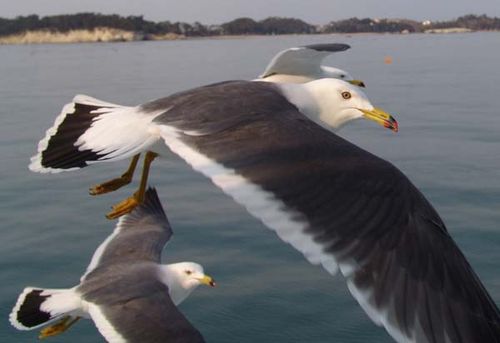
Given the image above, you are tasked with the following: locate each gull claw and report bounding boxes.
[39,316,80,339]
[106,194,140,220]
[89,177,131,196]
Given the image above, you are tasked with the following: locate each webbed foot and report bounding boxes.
[39,316,80,339]
[105,192,141,219]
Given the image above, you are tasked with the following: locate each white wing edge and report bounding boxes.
[88,303,127,343]
[159,124,418,343]
[80,219,126,282]
[159,125,339,275]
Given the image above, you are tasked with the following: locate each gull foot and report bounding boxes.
[89,177,131,196]
[39,316,80,339]
[89,154,140,196]
[106,194,140,220]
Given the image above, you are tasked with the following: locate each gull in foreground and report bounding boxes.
[10,187,215,342]
[29,79,396,219]
[256,43,365,87]
[27,78,500,341]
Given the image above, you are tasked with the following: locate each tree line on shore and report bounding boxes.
[1,13,499,38]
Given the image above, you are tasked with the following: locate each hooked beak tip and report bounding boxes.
[199,275,216,287]
[348,80,366,88]
[359,107,398,133]
[385,118,399,132]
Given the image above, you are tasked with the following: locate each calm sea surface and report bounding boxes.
[1,32,500,342]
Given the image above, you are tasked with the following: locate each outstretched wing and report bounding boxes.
[260,43,350,78]
[148,80,500,342]
[87,281,205,343]
[82,187,172,281]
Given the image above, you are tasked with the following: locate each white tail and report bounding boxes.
[9,287,81,330]
[29,95,161,173]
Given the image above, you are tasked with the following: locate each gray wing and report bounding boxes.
[86,279,205,343]
[260,43,350,78]
[146,81,500,342]
[82,187,171,281]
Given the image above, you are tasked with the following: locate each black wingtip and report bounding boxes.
[143,186,162,210]
[145,186,158,198]
[302,43,351,52]
[135,186,168,220]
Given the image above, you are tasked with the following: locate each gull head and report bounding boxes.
[162,262,216,305]
[321,66,366,87]
[283,78,397,132]
[170,262,216,289]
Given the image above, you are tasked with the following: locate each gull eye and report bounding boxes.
[185,270,192,275]
[341,91,352,100]
[340,74,345,79]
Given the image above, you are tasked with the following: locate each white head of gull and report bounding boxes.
[160,262,215,305]
[280,78,397,131]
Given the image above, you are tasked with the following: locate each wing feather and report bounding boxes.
[260,44,351,78]
[149,80,500,342]
[82,188,171,281]
[87,283,204,343]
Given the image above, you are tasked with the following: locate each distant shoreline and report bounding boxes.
[0,27,490,45]
[202,28,481,39]
[0,28,184,45]
[1,13,498,45]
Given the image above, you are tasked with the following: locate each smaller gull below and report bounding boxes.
[9,187,215,343]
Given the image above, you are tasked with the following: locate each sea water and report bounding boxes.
[0,32,499,342]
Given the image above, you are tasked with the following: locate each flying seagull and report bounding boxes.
[29,79,396,219]
[27,79,500,341]
[10,188,215,342]
[256,43,366,87]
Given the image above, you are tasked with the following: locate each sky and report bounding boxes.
[1,0,499,24]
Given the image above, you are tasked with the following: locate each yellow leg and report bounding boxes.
[89,154,140,195]
[39,316,80,339]
[106,151,158,220]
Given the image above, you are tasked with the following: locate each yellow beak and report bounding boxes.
[348,79,366,88]
[198,275,216,287]
[359,107,398,132]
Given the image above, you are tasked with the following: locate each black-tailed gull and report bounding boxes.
[29,79,396,219]
[27,79,500,341]
[10,188,215,342]
[256,43,365,87]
